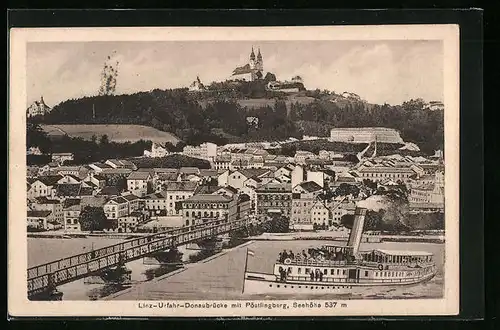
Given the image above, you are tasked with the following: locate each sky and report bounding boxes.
[27,40,443,107]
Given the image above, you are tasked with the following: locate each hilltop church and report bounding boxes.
[230,47,264,82]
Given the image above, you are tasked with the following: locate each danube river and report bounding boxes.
[28,237,445,301]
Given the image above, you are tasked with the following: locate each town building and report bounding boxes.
[163,181,198,216]
[214,155,231,171]
[26,96,51,117]
[51,152,74,165]
[356,165,416,183]
[182,142,218,161]
[229,47,264,82]
[256,182,292,219]
[117,211,147,233]
[294,150,316,165]
[103,196,130,220]
[31,197,64,225]
[143,142,170,158]
[127,171,152,197]
[182,194,232,226]
[27,210,55,230]
[104,159,138,170]
[27,175,62,199]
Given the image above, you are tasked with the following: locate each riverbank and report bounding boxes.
[250,232,445,243]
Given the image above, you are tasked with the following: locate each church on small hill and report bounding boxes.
[230,47,264,82]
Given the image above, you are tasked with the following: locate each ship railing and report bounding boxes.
[359,261,436,268]
[279,259,348,267]
[277,272,435,284]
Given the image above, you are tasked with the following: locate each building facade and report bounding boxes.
[256,182,292,219]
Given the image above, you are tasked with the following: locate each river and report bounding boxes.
[28,237,445,301]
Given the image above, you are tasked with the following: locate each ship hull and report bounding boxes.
[243,270,437,295]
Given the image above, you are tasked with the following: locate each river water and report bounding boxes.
[28,238,444,301]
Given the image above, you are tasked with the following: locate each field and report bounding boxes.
[41,124,180,144]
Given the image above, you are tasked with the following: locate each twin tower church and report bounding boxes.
[230,47,265,82]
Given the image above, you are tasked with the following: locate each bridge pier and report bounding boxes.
[99,263,132,284]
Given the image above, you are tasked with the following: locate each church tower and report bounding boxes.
[249,47,256,70]
[256,48,263,72]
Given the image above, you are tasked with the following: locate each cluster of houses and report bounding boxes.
[26,139,445,233]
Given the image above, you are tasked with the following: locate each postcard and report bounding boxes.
[9,24,459,317]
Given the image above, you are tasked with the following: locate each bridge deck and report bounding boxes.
[27,218,250,297]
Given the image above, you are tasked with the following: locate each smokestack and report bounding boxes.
[347,207,367,255]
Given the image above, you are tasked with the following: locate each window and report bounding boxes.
[365,271,369,277]
[323,269,327,275]
[297,268,301,274]
[305,268,310,274]
[330,269,334,275]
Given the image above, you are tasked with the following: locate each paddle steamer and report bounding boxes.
[243,207,437,294]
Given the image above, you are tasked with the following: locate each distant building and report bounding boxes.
[427,101,444,111]
[188,76,205,92]
[229,47,264,82]
[27,96,51,117]
[51,152,74,165]
[144,142,170,158]
[183,142,217,161]
[329,127,404,144]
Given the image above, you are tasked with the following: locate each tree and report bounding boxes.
[79,206,109,232]
[99,134,110,145]
[334,183,360,198]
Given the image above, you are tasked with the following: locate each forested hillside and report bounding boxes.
[36,88,443,155]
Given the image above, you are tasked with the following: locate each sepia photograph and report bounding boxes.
[9,25,460,317]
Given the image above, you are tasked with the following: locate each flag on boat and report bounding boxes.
[247,249,255,257]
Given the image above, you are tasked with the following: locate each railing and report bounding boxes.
[27,218,250,297]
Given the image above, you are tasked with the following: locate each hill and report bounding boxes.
[37,89,443,155]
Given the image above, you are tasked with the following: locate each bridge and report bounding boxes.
[27,217,253,300]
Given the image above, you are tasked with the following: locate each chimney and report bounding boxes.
[346,207,367,255]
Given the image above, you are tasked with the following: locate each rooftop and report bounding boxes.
[184,194,231,203]
[298,181,323,193]
[164,181,198,192]
[127,171,151,180]
[27,210,52,218]
[97,186,121,196]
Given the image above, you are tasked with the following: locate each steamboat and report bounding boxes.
[243,207,437,294]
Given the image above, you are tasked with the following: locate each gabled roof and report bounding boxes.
[215,186,238,195]
[34,196,60,204]
[322,169,336,178]
[37,175,63,187]
[27,210,52,218]
[121,193,140,201]
[164,181,198,192]
[127,171,152,180]
[215,155,231,162]
[79,187,94,196]
[199,169,218,177]
[239,168,270,179]
[101,168,133,175]
[144,191,168,200]
[194,185,222,195]
[97,186,121,196]
[232,63,252,75]
[81,196,107,207]
[63,198,81,208]
[56,183,81,197]
[107,196,129,204]
[297,181,323,193]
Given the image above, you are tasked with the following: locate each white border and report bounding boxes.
[8,25,460,317]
